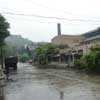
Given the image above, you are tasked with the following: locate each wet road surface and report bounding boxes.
[4,63,100,100]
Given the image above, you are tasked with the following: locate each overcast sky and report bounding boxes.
[0,0,100,42]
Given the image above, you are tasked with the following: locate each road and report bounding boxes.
[3,63,100,100]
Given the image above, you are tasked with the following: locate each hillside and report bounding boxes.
[4,35,48,57]
[5,35,33,46]
[5,35,33,56]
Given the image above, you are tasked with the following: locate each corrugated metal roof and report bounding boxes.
[84,35,100,42]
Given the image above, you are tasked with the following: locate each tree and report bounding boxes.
[34,43,59,65]
[75,45,100,72]
[0,14,10,68]
[19,53,30,62]
[0,14,10,46]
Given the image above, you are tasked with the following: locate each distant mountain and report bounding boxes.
[5,35,33,56]
[4,35,48,57]
[5,35,33,46]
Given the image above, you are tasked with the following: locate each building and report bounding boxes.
[52,23,84,47]
[52,35,84,48]
[83,27,100,45]
[52,23,100,53]
[52,23,85,54]
[51,23,100,65]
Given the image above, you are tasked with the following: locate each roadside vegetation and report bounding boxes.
[19,54,30,63]
[34,43,100,73]
[0,14,10,46]
[75,45,100,72]
[34,43,59,65]
[0,14,10,67]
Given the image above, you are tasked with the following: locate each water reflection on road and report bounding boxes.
[4,63,100,100]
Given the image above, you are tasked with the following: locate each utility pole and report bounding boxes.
[0,47,5,100]
[0,47,4,69]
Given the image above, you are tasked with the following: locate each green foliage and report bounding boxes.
[0,14,10,46]
[0,14,10,66]
[85,46,100,72]
[35,43,59,56]
[90,45,100,52]
[19,54,30,62]
[75,45,100,72]
[34,43,59,65]
[74,58,86,70]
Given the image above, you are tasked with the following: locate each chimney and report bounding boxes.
[57,23,61,36]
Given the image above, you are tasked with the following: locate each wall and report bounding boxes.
[52,35,84,48]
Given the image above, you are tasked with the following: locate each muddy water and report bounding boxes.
[4,63,100,100]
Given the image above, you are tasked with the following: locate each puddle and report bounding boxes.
[3,63,100,100]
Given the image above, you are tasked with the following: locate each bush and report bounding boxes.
[85,51,100,72]
[19,54,30,62]
[74,45,100,72]
[74,58,86,70]
[34,43,59,65]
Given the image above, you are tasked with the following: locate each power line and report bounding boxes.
[1,11,100,23]
[26,0,73,15]
[4,15,100,26]
[25,0,100,20]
